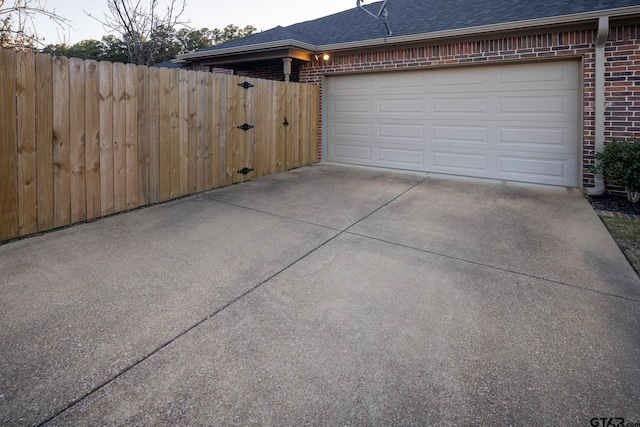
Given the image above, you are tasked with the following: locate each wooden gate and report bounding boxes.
[0,49,319,242]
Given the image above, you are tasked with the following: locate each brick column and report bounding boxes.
[283,57,292,82]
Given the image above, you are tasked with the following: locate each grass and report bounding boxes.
[601,216,640,275]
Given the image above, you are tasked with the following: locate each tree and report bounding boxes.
[66,39,103,60]
[175,27,212,53]
[148,23,180,63]
[97,34,129,63]
[86,0,188,66]
[0,0,70,51]
[40,42,69,57]
[41,36,128,63]
[38,24,256,64]
[211,24,256,45]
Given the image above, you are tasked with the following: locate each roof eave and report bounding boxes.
[177,39,317,61]
[318,5,640,52]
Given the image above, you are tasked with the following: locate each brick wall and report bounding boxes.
[605,26,640,141]
[235,63,284,81]
[211,66,233,75]
[299,24,640,189]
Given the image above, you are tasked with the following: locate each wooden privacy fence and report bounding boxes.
[0,49,319,242]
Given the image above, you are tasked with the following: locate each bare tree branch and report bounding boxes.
[86,0,189,65]
[0,0,71,51]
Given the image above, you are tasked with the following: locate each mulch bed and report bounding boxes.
[586,192,640,217]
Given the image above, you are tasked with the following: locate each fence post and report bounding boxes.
[0,49,19,241]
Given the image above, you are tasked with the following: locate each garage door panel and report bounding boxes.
[432,97,489,115]
[497,91,579,121]
[332,122,372,138]
[379,123,425,141]
[431,150,490,173]
[379,147,426,166]
[433,68,488,90]
[379,72,424,89]
[379,98,425,114]
[432,125,489,145]
[331,144,372,162]
[496,154,575,184]
[325,61,580,186]
[499,95,568,115]
[498,126,571,148]
[497,63,576,90]
[332,99,372,114]
[332,74,373,92]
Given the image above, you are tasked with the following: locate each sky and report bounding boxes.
[34,0,359,45]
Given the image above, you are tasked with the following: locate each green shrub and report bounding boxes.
[593,137,640,201]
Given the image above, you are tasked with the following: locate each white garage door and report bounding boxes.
[325,60,580,186]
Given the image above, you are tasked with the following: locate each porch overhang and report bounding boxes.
[176,40,315,67]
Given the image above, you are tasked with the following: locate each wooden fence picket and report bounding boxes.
[69,57,87,224]
[203,72,214,190]
[1,49,18,241]
[112,62,127,213]
[35,53,54,232]
[178,69,189,197]
[125,63,138,210]
[217,74,229,187]
[168,69,180,199]
[52,55,70,228]
[137,65,149,207]
[99,60,114,216]
[196,71,206,193]
[85,59,101,221]
[187,70,197,194]
[226,76,240,184]
[147,67,160,204]
[275,81,287,174]
[16,51,37,236]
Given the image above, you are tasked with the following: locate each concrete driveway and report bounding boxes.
[1,164,639,426]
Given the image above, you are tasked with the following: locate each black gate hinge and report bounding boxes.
[237,123,254,131]
[238,81,254,89]
[237,167,254,175]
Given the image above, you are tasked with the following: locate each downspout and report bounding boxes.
[587,16,609,195]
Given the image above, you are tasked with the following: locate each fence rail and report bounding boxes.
[0,49,319,242]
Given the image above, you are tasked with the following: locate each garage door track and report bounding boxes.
[1,164,639,426]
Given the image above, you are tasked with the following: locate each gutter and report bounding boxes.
[586,16,609,195]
